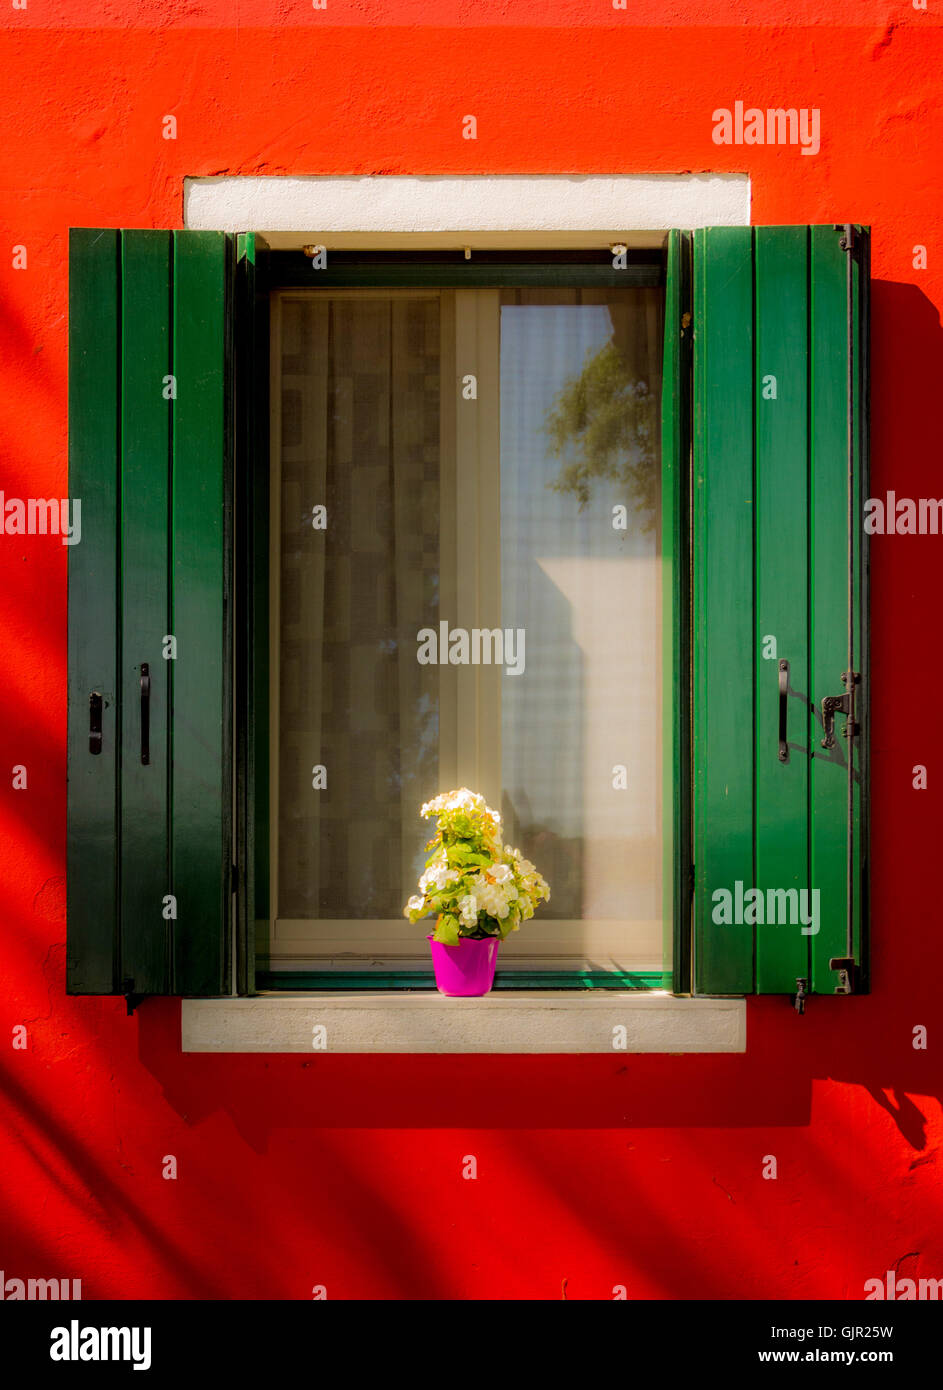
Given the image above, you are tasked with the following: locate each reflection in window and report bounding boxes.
[499,289,664,936]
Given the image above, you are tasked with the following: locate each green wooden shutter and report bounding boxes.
[692,225,869,997]
[67,228,234,997]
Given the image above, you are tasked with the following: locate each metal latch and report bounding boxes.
[829,957,855,995]
[89,691,103,755]
[821,670,860,750]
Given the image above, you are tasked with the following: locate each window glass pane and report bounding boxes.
[276,294,441,921]
[498,288,665,965]
[273,280,667,972]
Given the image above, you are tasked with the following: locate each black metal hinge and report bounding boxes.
[821,670,860,750]
[834,223,856,253]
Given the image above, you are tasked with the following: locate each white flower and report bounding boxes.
[490,862,513,884]
[404,894,425,920]
[422,787,482,817]
[467,872,513,920]
[458,894,479,926]
[421,863,460,893]
[420,787,501,824]
[447,789,480,811]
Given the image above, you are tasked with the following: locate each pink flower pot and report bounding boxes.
[428,933,499,996]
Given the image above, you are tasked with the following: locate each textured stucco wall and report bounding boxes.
[0,2,941,1299]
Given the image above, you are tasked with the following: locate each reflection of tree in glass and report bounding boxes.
[543,338,657,531]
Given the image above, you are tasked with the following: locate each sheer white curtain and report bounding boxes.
[276,294,441,923]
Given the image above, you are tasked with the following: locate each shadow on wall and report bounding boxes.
[0,1047,223,1298]
[132,994,943,1149]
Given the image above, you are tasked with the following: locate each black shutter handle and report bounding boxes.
[140,663,150,765]
[778,658,789,763]
[89,691,103,755]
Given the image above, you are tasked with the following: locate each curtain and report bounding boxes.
[277,294,441,921]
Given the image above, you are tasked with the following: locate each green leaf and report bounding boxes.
[433,913,461,945]
[447,845,490,867]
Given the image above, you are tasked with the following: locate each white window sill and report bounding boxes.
[181,992,745,1054]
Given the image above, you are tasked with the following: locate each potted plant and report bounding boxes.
[403,788,550,996]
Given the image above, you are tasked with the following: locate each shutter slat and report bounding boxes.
[810,227,867,990]
[172,231,231,995]
[67,230,121,994]
[754,226,811,992]
[693,227,756,993]
[119,230,173,994]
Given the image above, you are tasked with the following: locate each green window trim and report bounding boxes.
[255,970,669,992]
[261,247,663,290]
[662,230,694,996]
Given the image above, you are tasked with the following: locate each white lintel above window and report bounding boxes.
[183,172,751,250]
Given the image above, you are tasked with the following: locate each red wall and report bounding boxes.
[2,2,942,1299]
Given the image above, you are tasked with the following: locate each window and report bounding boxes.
[267,273,667,977]
[65,225,869,1005]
